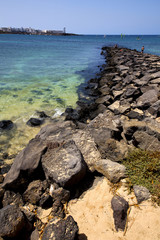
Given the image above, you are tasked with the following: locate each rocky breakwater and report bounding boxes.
[0,46,160,239]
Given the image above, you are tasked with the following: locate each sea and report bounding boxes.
[0,34,160,158]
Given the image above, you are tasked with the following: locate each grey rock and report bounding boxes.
[41,215,78,240]
[137,89,158,109]
[151,71,160,79]
[150,77,160,84]
[147,100,160,116]
[30,228,39,240]
[2,137,47,190]
[111,195,129,231]
[127,110,143,120]
[99,138,129,161]
[133,131,160,151]
[133,185,151,203]
[0,205,25,238]
[94,159,126,183]
[42,140,86,188]
[117,65,129,71]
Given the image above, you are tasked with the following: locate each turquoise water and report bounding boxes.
[0,34,160,155]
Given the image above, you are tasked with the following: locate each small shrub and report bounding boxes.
[121,148,160,205]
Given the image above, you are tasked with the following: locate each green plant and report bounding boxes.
[121,148,160,205]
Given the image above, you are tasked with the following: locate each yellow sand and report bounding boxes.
[68,177,160,240]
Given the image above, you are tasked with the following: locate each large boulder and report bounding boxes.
[42,140,87,188]
[0,205,25,238]
[41,215,78,240]
[136,89,158,109]
[2,137,47,190]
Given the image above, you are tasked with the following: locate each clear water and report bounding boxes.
[0,34,160,156]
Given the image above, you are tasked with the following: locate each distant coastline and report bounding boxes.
[0,27,77,36]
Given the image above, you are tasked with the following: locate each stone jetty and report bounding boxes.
[0,46,160,239]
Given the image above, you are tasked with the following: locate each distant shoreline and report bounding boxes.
[0,31,77,36]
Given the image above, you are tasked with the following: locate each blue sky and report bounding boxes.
[1,0,160,34]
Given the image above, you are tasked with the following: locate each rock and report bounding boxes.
[136,89,158,109]
[133,131,160,151]
[95,95,113,106]
[0,175,4,183]
[127,110,144,120]
[0,120,14,130]
[0,187,4,199]
[72,130,102,172]
[36,111,49,118]
[21,207,35,223]
[147,100,160,116]
[94,159,126,183]
[41,215,78,240]
[108,101,130,114]
[99,138,129,161]
[117,65,129,71]
[23,180,45,205]
[0,205,25,238]
[2,190,24,207]
[50,187,70,204]
[151,71,160,79]
[133,185,151,203]
[2,137,47,190]
[42,140,87,188]
[39,192,53,209]
[150,77,160,84]
[30,228,39,240]
[111,195,129,231]
[27,117,44,127]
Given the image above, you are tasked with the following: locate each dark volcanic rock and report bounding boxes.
[0,120,14,130]
[50,187,70,204]
[2,190,24,207]
[41,215,78,240]
[27,117,44,127]
[2,137,47,190]
[111,195,129,231]
[23,180,44,205]
[42,140,87,188]
[0,205,25,238]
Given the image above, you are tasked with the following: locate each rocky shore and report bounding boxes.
[0,46,160,239]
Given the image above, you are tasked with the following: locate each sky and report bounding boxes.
[1,0,160,34]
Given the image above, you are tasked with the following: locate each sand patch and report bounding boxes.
[68,177,160,240]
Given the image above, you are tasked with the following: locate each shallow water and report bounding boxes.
[0,34,160,159]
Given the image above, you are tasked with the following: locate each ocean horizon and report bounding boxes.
[0,34,160,156]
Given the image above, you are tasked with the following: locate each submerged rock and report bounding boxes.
[0,120,14,130]
[27,117,44,127]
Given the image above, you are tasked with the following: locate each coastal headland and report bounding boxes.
[0,46,160,239]
[0,27,76,36]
